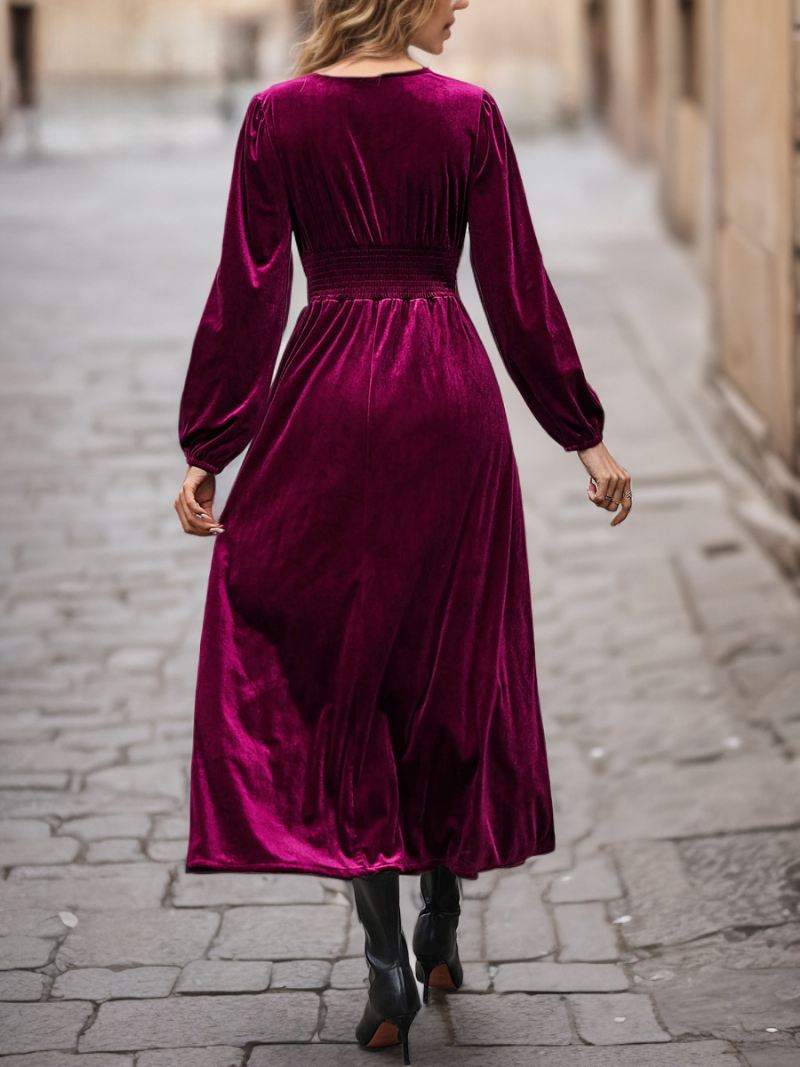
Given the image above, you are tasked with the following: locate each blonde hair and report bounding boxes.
[291,0,439,77]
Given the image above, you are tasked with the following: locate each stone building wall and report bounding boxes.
[705,0,798,574]
[585,0,800,573]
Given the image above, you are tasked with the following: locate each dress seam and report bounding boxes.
[349,300,379,866]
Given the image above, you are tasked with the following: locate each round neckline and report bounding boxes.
[311,66,431,81]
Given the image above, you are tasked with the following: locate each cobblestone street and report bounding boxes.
[1,111,799,1065]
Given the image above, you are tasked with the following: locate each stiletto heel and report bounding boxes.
[415,959,432,1005]
[397,1012,415,1065]
[412,865,464,1003]
[353,869,421,1062]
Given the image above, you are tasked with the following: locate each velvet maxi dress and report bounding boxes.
[178,66,605,881]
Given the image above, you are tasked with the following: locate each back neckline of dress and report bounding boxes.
[310,66,431,81]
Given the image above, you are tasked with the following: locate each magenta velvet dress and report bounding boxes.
[178,66,604,880]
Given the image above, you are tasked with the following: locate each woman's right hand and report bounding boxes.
[576,442,632,526]
[174,466,225,536]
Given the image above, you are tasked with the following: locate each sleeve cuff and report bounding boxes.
[563,433,603,453]
[184,453,223,475]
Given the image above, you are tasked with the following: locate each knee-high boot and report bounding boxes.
[412,864,464,1003]
[352,868,421,1064]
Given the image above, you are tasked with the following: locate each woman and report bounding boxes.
[174,0,632,1061]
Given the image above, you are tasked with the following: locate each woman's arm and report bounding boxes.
[467,89,631,523]
[175,89,294,536]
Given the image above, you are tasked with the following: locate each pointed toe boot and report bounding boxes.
[353,868,421,1064]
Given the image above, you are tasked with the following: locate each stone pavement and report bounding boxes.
[1,105,799,1065]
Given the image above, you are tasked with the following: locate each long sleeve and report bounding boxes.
[178,90,294,474]
[467,90,605,452]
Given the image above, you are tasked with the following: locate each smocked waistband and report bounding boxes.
[302,245,460,299]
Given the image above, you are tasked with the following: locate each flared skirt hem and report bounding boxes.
[184,837,556,882]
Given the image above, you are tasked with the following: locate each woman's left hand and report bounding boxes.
[174,466,225,536]
[576,441,632,526]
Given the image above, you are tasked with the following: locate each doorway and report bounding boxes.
[9,2,37,108]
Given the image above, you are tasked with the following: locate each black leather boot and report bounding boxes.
[353,868,421,1064]
[412,864,464,1003]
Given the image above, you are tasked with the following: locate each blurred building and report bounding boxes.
[0,0,304,134]
[0,0,584,132]
[579,0,800,574]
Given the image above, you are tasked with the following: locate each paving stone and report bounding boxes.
[563,689,754,776]
[151,815,190,840]
[0,969,47,1000]
[86,839,144,863]
[607,838,717,947]
[610,832,800,948]
[0,1000,94,1055]
[0,788,174,821]
[526,849,574,875]
[0,819,52,840]
[554,904,619,961]
[172,870,326,906]
[57,725,152,749]
[269,958,332,989]
[210,904,348,960]
[319,987,450,1045]
[0,935,54,969]
[175,961,271,993]
[79,993,319,1051]
[438,897,484,960]
[751,669,800,728]
[137,1050,243,1067]
[51,967,180,1000]
[548,855,623,902]
[568,992,670,1044]
[60,814,150,840]
[0,908,82,938]
[675,831,800,926]
[85,761,185,801]
[0,744,117,774]
[643,963,800,1044]
[146,839,186,861]
[329,956,368,989]
[494,962,629,993]
[248,1044,740,1066]
[447,993,572,1044]
[0,1057,132,1067]
[484,873,555,960]
[461,960,492,991]
[344,912,366,956]
[595,756,800,841]
[0,862,170,910]
[1,836,81,866]
[106,647,164,673]
[632,923,800,976]
[740,1046,800,1067]
[58,909,218,967]
[0,772,72,789]
[457,869,501,900]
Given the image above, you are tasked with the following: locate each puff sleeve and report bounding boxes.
[178,90,294,474]
[467,90,605,451]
